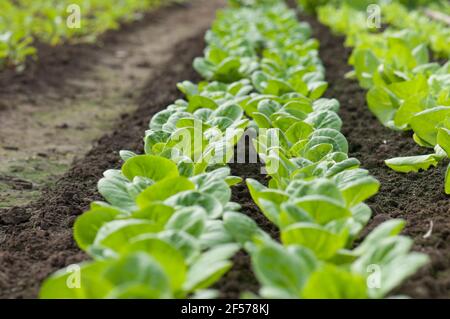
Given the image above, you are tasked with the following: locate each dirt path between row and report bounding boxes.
[0,0,225,298]
[297,12,449,298]
[0,0,224,209]
[216,159,278,298]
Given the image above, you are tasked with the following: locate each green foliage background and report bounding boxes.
[0,0,176,69]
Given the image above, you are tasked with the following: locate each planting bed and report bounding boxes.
[0,0,448,299]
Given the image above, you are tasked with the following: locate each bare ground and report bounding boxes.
[0,0,225,209]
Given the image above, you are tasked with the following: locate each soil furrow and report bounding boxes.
[217,156,279,298]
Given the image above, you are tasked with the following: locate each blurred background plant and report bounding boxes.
[0,0,178,70]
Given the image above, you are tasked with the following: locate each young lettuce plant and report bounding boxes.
[316,1,450,193]
[381,2,450,58]
[224,208,427,299]
[144,80,252,174]
[385,107,450,193]
[40,239,240,299]
[40,155,244,298]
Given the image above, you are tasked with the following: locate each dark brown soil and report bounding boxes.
[216,159,279,298]
[0,32,206,299]
[298,13,450,298]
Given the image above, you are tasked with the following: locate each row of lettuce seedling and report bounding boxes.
[207,0,427,299]
[315,0,450,193]
[40,0,427,298]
